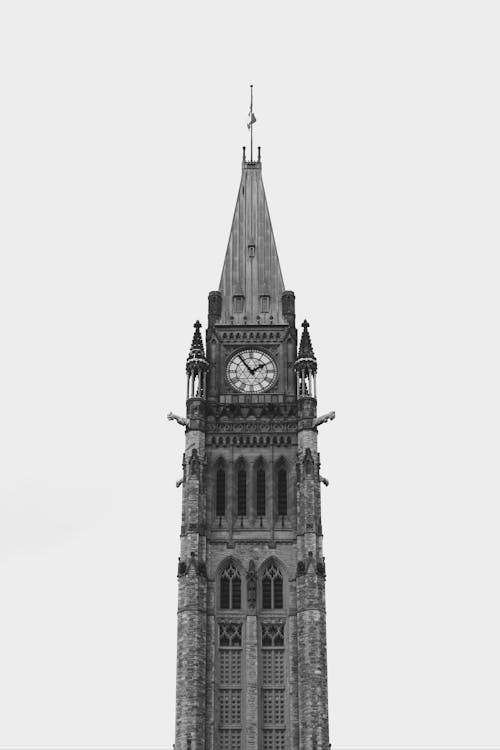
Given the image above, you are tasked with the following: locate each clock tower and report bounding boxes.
[171,140,334,750]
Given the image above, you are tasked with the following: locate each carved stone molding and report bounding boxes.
[207,434,293,448]
[206,402,297,420]
[221,330,282,342]
[177,552,208,579]
[206,420,297,434]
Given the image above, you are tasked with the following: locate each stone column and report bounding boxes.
[296,395,330,750]
[175,399,208,750]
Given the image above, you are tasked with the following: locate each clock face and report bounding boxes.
[226,349,278,393]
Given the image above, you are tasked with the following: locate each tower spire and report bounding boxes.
[295,320,318,399]
[186,320,208,399]
[247,84,256,161]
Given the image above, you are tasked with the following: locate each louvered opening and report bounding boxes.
[216,469,226,516]
[256,469,266,516]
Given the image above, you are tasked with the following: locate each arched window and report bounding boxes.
[237,464,247,517]
[262,562,283,610]
[277,466,287,517]
[220,562,242,609]
[256,466,266,517]
[218,623,243,747]
[261,623,286,747]
[216,467,226,517]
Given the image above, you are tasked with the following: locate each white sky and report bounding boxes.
[1,2,499,749]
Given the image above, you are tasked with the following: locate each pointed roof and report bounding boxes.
[297,320,316,361]
[186,321,208,370]
[218,158,285,324]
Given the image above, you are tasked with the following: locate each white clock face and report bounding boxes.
[226,349,278,393]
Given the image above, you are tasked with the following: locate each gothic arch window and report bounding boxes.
[236,459,247,517]
[276,460,287,517]
[255,458,266,517]
[218,622,243,748]
[262,560,284,610]
[220,561,242,610]
[261,622,286,748]
[216,461,226,517]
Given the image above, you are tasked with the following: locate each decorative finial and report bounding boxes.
[303,319,309,329]
[258,146,261,161]
[194,320,201,332]
[247,84,257,161]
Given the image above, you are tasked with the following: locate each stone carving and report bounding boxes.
[313,410,335,427]
[207,434,293,448]
[320,475,329,487]
[177,558,187,577]
[221,330,281,342]
[206,401,297,421]
[206,420,297,434]
[177,551,208,578]
[175,477,184,488]
[187,400,204,420]
[247,560,257,609]
[297,560,306,576]
[167,412,189,427]
[189,449,200,477]
[303,448,314,475]
[316,558,326,579]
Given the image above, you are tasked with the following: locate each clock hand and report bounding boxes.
[237,356,254,374]
[252,362,267,372]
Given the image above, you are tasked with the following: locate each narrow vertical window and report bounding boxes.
[216,468,226,517]
[277,468,287,517]
[233,295,245,313]
[262,562,284,610]
[218,623,242,749]
[256,468,266,516]
[220,562,241,610]
[260,295,270,313]
[261,623,286,748]
[237,468,247,516]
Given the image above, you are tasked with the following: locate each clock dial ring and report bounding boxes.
[226,349,278,393]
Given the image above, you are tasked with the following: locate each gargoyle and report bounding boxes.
[167,412,189,427]
[320,476,329,487]
[313,410,335,427]
[176,478,184,488]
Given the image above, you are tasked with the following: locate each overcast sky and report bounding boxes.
[1,2,500,749]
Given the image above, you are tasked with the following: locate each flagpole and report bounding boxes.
[250,84,253,162]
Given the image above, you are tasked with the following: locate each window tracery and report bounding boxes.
[220,562,242,610]
[262,562,283,610]
[261,622,286,748]
[218,622,242,749]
